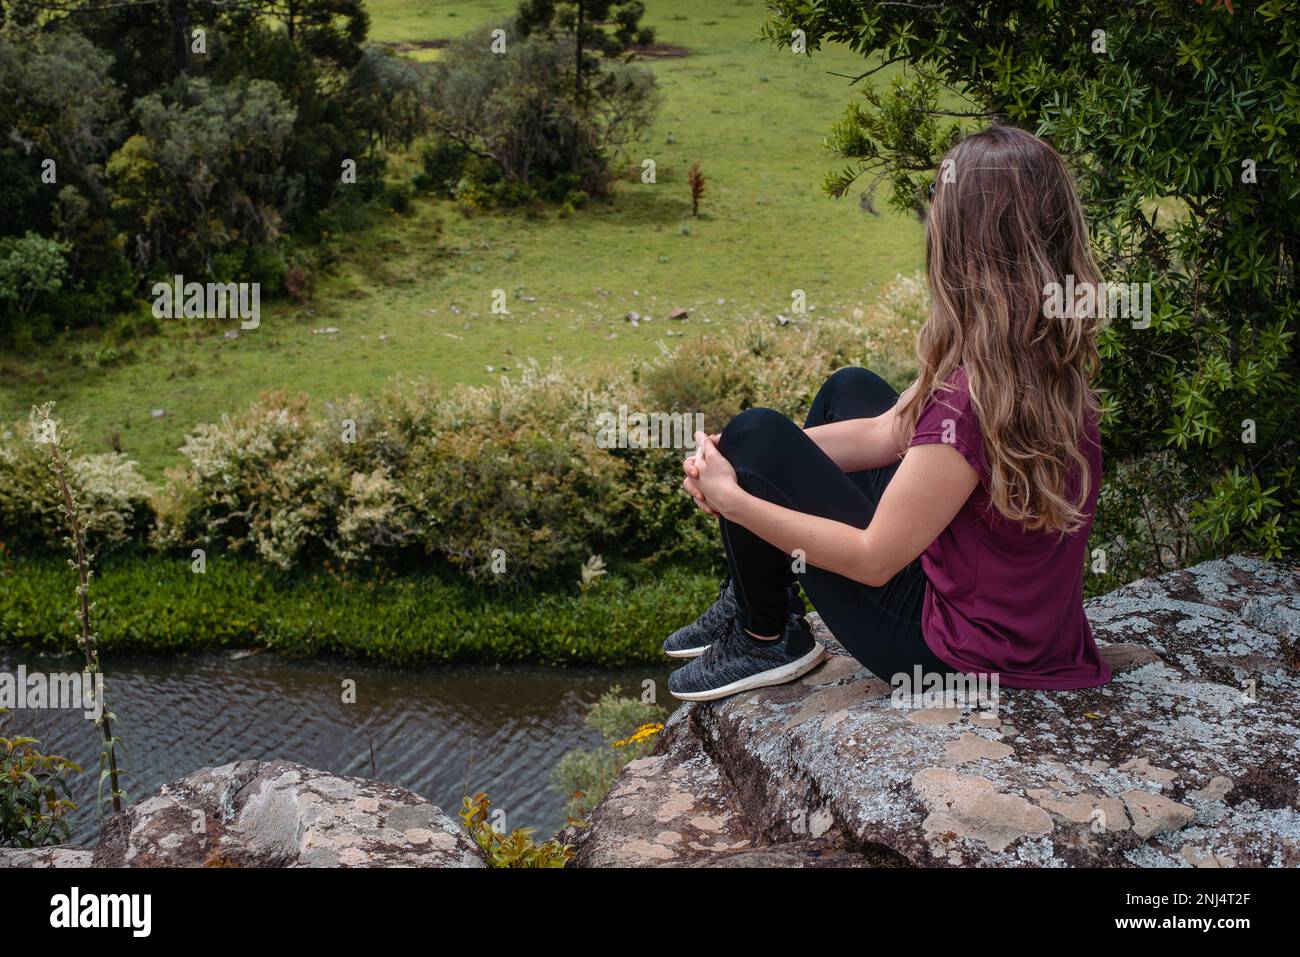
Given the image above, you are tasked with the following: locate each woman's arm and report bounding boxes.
[803,380,918,472]
[691,433,978,587]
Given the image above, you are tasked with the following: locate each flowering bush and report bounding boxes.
[9,277,926,586]
[0,410,153,552]
[149,299,916,585]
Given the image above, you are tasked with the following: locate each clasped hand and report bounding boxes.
[681,430,740,518]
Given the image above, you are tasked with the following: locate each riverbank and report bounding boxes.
[0,554,716,667]
[0,646,675,844]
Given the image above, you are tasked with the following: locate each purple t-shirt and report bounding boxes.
[908,368,1110,689]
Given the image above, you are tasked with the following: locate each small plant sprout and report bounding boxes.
[688,162,706,217]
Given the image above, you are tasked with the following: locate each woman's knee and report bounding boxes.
[810,367,899,423]
[828,366,898,402]
[718,406,800,465]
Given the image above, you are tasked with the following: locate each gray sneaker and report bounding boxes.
[668,613,825,702]
[663,578,804,659]
[663,577,737,658]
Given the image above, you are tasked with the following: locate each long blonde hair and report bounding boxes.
[896,126,1102,534]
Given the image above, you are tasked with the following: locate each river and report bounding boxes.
[0,648,679,847]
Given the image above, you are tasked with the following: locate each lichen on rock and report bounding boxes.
[91,760,485,868]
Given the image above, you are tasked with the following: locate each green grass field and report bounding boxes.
[0,0,923,476]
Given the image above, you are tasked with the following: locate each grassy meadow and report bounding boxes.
[0,0,923,477]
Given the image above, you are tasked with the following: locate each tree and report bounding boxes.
[763,0,1299,565]
[258,0,368,68]
[515,0,654,105]
[0,27,122,217]
[5,0,369,79]
[345,43,426,156]
[428,25,659,189]
[0,232,68,324]
[106,77,298,272]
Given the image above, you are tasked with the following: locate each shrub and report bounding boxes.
[0,409,153,553]
[0,716,80,849]
[151,391,344,570]
[552,686,667,821]
[1089,451,1215,594]
[149,308,912,586]
[414,138,473,197]
[9,276,925,587]
[459,792,573,867]
[0,233,70,340]
[284,264,316,303]
[384,183,414,214]
[210,243,290,297]
[492,177,541,208]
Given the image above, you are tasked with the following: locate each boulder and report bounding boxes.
[561,712,886,867]
[572,556,1300,867]
[93,760,485,868]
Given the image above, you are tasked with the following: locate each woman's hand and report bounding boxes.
[686,430,743,518]
[682,432,724,517]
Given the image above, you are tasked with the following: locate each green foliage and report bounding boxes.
[0,25,133,341]
[107,77,299,275]
[140,309,911,586]
[0,6,392,333]
[427,23,661,196]
[208,19,377,221]
[0,408,153,553]
[1088,451,1215,594]
[552,685,666,821]
[762,0,1300,561]
[383,182,414,214]
[0,233,69,335]
[0,715,80,849]
[0,279,924,585]
[413,138,473,197]
[346,43,427,155]
[272,0,370,70]
[516,0,656,62]
[0,27,122,214]
[458,792,573,867]
[0,553,719,667]
[210,242,291,294]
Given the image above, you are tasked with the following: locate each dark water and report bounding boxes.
[0,648,679,846]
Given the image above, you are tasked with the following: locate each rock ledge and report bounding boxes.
[0,760,485,868]
[569,556,1300,868]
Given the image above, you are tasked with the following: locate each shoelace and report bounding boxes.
[715,616,753,661]
[696,578,735,628]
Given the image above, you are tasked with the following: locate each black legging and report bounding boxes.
[717,367,954,682]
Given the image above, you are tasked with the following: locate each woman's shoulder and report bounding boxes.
[912,366,987,477]
[932,365,976,414]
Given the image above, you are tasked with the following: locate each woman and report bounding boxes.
[669,125,1111,702]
